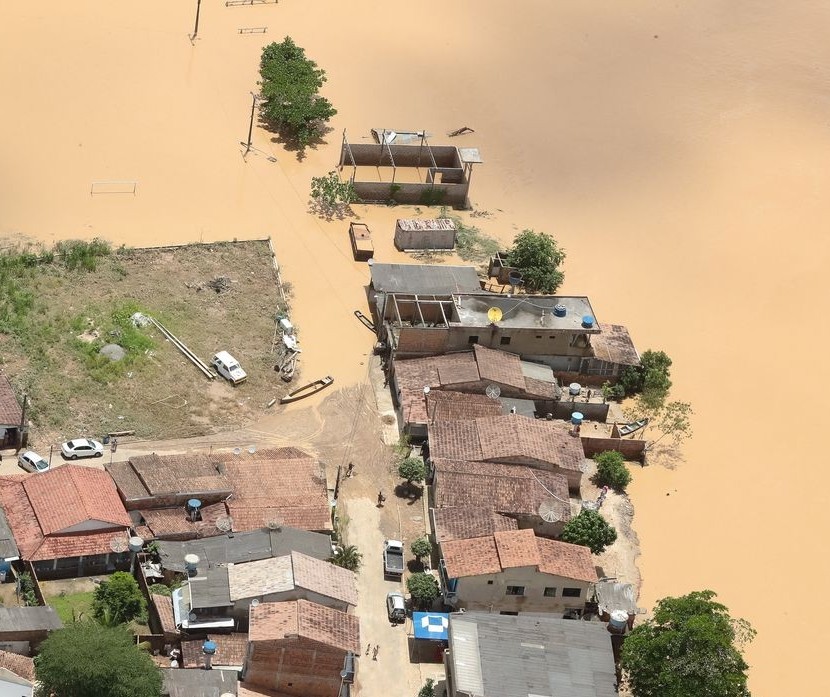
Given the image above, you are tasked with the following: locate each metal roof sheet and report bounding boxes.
[370,263,481,295]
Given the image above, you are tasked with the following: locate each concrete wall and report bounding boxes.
[121,491,231,513]
[449,566,590,614]
[549,401,609,422]
[244,637,347,697]
[580,437,647,463]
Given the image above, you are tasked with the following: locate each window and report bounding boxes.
[486,580,494,585]
[562,587,581,598]
[535,335,542,339]
[543,587,557,597]
[549,335,555,339]
[468,335,479,345]
[500,611,519,616]
[500,336,511,345]
[505,585,525,596]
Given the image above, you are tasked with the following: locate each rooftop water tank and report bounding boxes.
[553,304,567,317]
[581,315,595,328]
[128,536,144,553]
[187,498,202,522]
[608,609,628,634]
[571,412,584,426]
[568,382,581,396]
[202,641,217,655]
[184,554,200,575]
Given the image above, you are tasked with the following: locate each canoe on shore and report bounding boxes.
[280,375,334,404]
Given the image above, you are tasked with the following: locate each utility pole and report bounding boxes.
[245,92,259,156]
[191,0,202,41]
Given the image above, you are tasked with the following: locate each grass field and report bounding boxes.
[47,591,94,624]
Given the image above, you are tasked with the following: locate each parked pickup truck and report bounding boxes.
[383,539,405,577]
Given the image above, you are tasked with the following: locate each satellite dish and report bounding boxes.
[266,517,283,530]
[485,384,501,399]
[233,447,242,456]
[215,515,233,533]
[251,599,260,607]
[487,307,503,323]
[538,500,561,523]
[248,445,256,454]
[109,536,129,553]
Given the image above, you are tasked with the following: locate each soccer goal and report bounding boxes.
[90,180,138,195]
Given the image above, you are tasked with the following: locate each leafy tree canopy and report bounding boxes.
[621,590,755,697]
[330,544,363,572]
[506,229,566,294]
[560,509,617,555]
[92,571,146,626]
[410,536,432,559]
[593,450,631,491]
[259,37,337,147]
[398,457,426,484]
[406,572,439,608]
[35,622,162,697]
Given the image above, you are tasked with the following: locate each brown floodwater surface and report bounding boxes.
[3,1,830,691]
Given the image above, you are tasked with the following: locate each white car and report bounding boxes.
[18,451,50,473]
[61,438,104,460]
[212,351,247,385]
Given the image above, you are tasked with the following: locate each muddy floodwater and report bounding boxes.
[2,1,829,692]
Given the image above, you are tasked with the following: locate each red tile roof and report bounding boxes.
[430,415,585,472]
[433,458,570,522]
[441,531,597,583]
[23,466,131,534]
[182,633,247,667]
[0,375,22,426]
[473,345,526,390]
[0,468,130,561]
[426,391,502,423]
[140,502,229,540]
[249,599,359,653]
[151,594,179,638]
[432,508,518,543]
[0,649,34,681]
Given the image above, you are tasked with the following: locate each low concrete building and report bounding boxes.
[0,607,62,654]
[394,218,457,251]
[438,529,597,615]
[243,599,360,697]
[428,414,587,492]
[431,458,572,538]
[445,612,616,697]
[0,466,132,579]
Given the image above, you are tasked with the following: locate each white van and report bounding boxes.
[212,351,247,385]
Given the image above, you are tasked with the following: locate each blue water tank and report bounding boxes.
[581,315,595,328]
[571,412,584,426]
[202,641,217,655]
[553,304,567,317]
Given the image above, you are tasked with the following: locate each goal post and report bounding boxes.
[90,181,137,195]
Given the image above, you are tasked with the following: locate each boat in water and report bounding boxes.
[616,418,649,437]
[280,375,334,404]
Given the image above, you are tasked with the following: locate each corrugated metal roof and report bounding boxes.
[449,613,616,697]
[0,606,62,633]
[0,507,20,560]
[370,263,481,295]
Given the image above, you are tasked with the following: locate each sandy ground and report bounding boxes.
[3,2,830,691]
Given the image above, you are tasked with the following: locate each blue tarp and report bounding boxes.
[412,612,449,641]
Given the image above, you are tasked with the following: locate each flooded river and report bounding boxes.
[3,1,830,691]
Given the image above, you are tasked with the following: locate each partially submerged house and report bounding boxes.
[375,290,639,381]
[108,447,333,539]
[394,218,457,251]
[430,458,572,538]
[444,612,616,697]
[391,345,560,437]
[438,529,597,615]
[242,599,360,697]
[427,414,587,491]
[0,466,132,578]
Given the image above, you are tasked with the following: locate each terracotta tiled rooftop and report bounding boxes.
[0,469,130,561]
[249,599,360,653]
[433,458,571,522]
[151,593,179,638]
[473,344,526,390]
[124,453,232,498]
[23,466,131,534]
[0,649,34,681]
[432,507,518,543]
[441,530,597,583]
[537,537,598,583]
[228,555,294,600]
[591,323,640,367]
[429,415,585,472]
[181,633,248,668]
[0,375,22,426]
[426,391,502,423]
[291,552,359,607]
[139,502,229,540]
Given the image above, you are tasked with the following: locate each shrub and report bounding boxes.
[560,509,618,555]
[407,573,439,609]
[398,457,426,485]
[411,537,432,560]
[593,451,632,491]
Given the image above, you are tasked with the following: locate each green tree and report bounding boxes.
[259,37,336,147]
[560,509,617,555]
[91,571,146,626]
[593,450,631,491]
[418,677,436,697]
[310,171,357,219]
[628,399,694,450]
[621,590,755,697]
[506,229,566,294]
[35,622,162,697]
[398,457,426,485]
[406,572,439,609]
[410,536,432,561]
[329,544,363,572]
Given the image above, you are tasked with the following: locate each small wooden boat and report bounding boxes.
[617,418,649,437]
[354,310,375,332]
[280,375,334,404]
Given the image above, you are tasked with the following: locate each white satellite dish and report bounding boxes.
[538,500,561,523]
[233,447,242,456]
[109,536,129,553]
[215,515,233,533]
[485,384,501,399]
[248,445,257,454]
